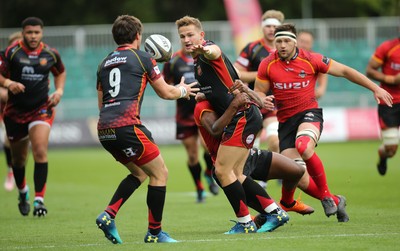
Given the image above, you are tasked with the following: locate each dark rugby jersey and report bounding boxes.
[371,38,400,104]
[163,50,196,127]
[194,41,238,116]
[235,38,275,90]
[96,46,162,129]
[0,50,5,119]
[2,41,65,113]
[257,48,331,123]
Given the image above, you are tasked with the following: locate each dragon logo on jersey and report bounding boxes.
[39,58,47,66]
[299,70,306,78]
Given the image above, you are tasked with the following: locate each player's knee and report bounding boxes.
[295,135,312,156]
[295,129,318,156]
[292,158,306,178]
[385,145,398,157]
[382,128,399,157]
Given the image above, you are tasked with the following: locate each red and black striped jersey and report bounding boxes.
[2,40,65,113]
[194,40,238,116]
[96,46,162,129]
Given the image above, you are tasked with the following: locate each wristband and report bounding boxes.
[179,86,187,98]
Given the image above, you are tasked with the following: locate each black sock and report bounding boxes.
[203,152,214,175]
[12,165,25,189]
[188,163,203,191]
[222,180,248,217]
[34,162,48,197]
[242,177,271,214]
[147,185,166,235]
[106,175,141,218]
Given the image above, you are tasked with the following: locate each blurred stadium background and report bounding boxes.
[0,3,398,146]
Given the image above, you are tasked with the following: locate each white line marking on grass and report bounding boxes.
[3,232,399,250]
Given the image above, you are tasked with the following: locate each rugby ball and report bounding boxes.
[144,34,173,62]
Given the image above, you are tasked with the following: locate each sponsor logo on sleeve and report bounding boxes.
[322,56,330,65]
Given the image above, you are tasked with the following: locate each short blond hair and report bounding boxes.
[175,15,203,31]
[261,10,285,23]
[8,31,22,45]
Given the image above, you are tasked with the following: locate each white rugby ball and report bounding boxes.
[144,34,173,62]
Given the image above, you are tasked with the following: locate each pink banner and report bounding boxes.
[346,108,380,140]
[223,0,262,53]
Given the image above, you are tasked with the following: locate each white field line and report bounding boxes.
[2,232,399,250]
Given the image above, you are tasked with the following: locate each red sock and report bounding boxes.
[303,176,321,199]
[304,153,333,200]
[280,186,296,205]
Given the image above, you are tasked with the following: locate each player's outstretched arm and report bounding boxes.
[151,76,199,100]
[328,60,393,107]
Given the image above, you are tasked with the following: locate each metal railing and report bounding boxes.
[1,17,398,120]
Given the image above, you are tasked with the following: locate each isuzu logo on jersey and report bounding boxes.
[391,62,400,71]
[273,80,310,89]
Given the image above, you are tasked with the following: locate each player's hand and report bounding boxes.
[7,81,25,95]
[48,89,63,107]
[195,92,206,102]
[230,79,249,94]
[192,44,207,54]
[178,76,199,100]
[263,95,275,110]
[231,92,250,109]
[374,87,393,107]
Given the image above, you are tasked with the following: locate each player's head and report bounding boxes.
[176,16,205,54]
[297,30,314,52]
[274,23,297,60]
[261,10,285,42]
[8,31,22,45]
[112,15,143,47]
[21,17,44,50]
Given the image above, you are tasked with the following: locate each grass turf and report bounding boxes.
[0,140,399,250]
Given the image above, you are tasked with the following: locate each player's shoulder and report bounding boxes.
[4,41,21,57]
[246,39,263,49]
[133,48,153,60]
[42,43,59,53]
[378,38,400,51]
[169,50,185,63]
[195,100,212,112]
[298,48,325,62]
[204,40,219,48]
[261,51,277,64]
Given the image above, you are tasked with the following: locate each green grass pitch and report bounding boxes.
[0,140,399,250]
